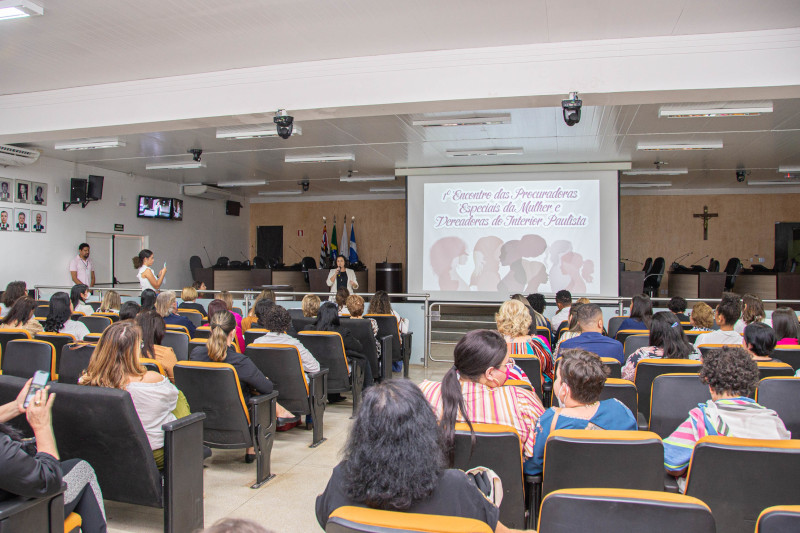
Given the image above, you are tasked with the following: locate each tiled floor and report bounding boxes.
[106,358,454,532]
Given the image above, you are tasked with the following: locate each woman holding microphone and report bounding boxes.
[327,255,358,299]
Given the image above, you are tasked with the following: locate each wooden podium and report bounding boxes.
[668,272,726,299]
[619,271,645,297]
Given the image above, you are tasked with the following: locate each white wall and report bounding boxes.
[0,155,248,291]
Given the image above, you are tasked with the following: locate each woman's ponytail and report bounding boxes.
[207,310,236,362]
[440,364,471,466]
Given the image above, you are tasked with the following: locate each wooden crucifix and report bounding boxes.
[693,205,718,240]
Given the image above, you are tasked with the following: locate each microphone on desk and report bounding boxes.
[691,255,709,267]
[385,244,391,263]
[288,244,303,261]
[203,246,213,266]
[621,258,643,265]
[670,251,693,270]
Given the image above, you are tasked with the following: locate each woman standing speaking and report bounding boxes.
[135,249,167,291]
[327,255,358,297]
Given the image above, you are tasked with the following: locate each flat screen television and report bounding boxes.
[137,196,172,219]
[171,199,183,221]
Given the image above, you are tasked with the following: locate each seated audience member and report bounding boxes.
[368,290,410,373]
[192,280,212,299]
[0,379,107,532]
[576,297,591,304]
[622,311,700,381]
[734,294,765,334]
[771,307,799,346]
[189,310,275,456]
[155,290,196,338]
[668,296,690,322]
[525,293,553,333]
[335,289,350,315]
[316,379,519,533]
[44,292,89,341]
[81,320,189,469]
[689,302,715,331]
[241,289,274,331]
[135,310,178,381]
[253,305,319,373]
[97,290,121,313]
[510,294,542,341]
[140,289,157,312]
[527,349,637,475]
[694,293,743,347]
[178,286,207,317]
[308,302,373,392]
[664,346,790,491]
[118,301,141,321]
[70,284,94,316]
[419,330,544,472]
[0,280,26,316]
[302,294,321,318]
[554,303,584,352]
[495,299,552,384]
[0,296,44,336]
[550,290,572,331]
[345,294,381,358]
[218,291,245,350]
[618,294,653,331]
[744,322,780,362]
[557,304,625,364]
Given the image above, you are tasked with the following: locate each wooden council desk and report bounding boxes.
[733,273,800,310]
[668,272,726,300]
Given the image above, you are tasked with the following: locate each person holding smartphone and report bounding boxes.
[327,255,358,300]
[0,378,107,532]
[134,249,167,292]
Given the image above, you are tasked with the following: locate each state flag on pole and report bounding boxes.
[349,218,358,264]
[320,219,328,268]
[330,216,338,261]
[341,215,349,260]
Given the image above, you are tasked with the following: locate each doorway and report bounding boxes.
[86,232,148,286]
[256,226,283,266]
[775,222,800,271]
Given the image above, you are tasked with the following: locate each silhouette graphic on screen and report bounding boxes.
[498,234,547,294]
[430,236,469,290]
[469,236,503,291]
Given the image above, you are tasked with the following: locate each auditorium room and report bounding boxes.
[0,1,799,532]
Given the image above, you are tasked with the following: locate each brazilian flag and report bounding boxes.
[330,219,338,262]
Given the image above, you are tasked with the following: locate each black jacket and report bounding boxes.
[0,433,62,502]
[189,345,273,402]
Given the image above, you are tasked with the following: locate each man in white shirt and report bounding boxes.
[69,243,95,287]
[550,289,572,330]
[695,293,744,347]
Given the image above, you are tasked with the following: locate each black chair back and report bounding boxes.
[161,330,190,361]
[288,308,305,319]
[291,316,316,334]
[757,506,800,533]
[513,356,543,400]
[364,314,402,363]
[58,343,96,384]
[34,333,76,373]
[607,317,626,340]
[773,347,800,372]
[340,317,380,380]
[642,257,653,273]
[634,359,702,420]
[623,334,650,359]
[599,378,638,416]
[189,255,203,280]
[298,331,350,392]
[244,328,269,347]
[615,329,648,345]
[193,326,211,339]
[648,373,711,438]
[92,312,119,323]
[34,305,50,317]
[0,329,32,355]
[600,358,622,379]
[756,377,800,438]
[177,310,203,327]
[724,257,743,291]
[757,361,796,379]
[247,344,311,414]
[77,315,111,333]
[2,340,56,378]
[709,259,720,272]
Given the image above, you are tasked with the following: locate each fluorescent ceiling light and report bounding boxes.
[778,166,800,173]
[446,148,524,157]
[217,180,268,188]
[370,187,405,193]
[748,181,800,186]
[411,114,512,127]
[636,141,723,151]
[340,175,395,183]
[146,161,206,170]
[216,124,302,139]
[258,190,303,196]
[622,168,688,176]
[620,182,672,188]
[285,154,354,163]
[54,137,126,151]
[659,102,773,118]
[0,0,43,20]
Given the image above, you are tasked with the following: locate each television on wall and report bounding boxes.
[137,196,172,219]
[171,199,183,221]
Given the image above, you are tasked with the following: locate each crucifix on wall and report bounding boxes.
[693,205,718,240]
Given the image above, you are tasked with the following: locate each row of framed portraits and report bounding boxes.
[0,178,48,206]
[0,208,47,233]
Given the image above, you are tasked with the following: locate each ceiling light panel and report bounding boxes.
[411,114,512,127]
[369,187,405,193]
[285,154,355,163]
[446,148,524,157]
[619,182,672,188]
[258,190,303,196]
[622,168,688,176]
[145,161,206,170]
[0,0,43,20]
[217,180,268,187]
[54,137,125,151]
[339,175,396,183]
[216,124,302,139]
[636,141,723,151]
[747,181,800,186]
[659,102,773,118]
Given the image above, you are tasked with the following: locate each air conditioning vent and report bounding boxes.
[0,145,40,167]
[181,184,230,200]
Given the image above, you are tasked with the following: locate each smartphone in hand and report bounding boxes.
[23,370,50,408]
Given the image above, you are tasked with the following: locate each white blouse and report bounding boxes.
[137,265,156,291]
[126,376,178,450]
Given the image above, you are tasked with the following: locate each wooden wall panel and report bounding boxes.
[249,199,407,292]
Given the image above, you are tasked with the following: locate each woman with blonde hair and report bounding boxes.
[178,286,206,316]
[98,290,121,313]
[155,290,196,337]
[302,294,321,318]
[345,294,380,357]
[241,289,275,331]
[690,302,714,331]
[496,299,554,384]
[80,320,188,469]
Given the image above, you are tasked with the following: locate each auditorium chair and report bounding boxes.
[189,255,203,280]
[708,258,719,272]
[244,328,268,347]
[642,257,653,274]
[34,332,76,372]
[87,302,101,312]
[363,314,413,378]
[607,316,627,340]
[1,339,57,379]
[755,377,800,438]
[643,257,665,297]
[773,346,800,372]
[756,506,800,533]
[324,506,493,533]
[83,333,102,343]
[188,338,206,355]
[57,343,96,384]
[288,308,305,319]
[340,317,390,382]
[756,361,796,379]
[161,330,190,361]
[553,322,569,344]
[77,315,111,333]
[215,256,229,268]
[174,361,278,489]
[510,355,543,401]
[453,423,528,530]
[0,375,206,533]
[535,325,551,341]
[537,488,715,533]
[0,485,79,533]
[723,257,743,291]
[648,373,711,438]
[140,357,166,376]
[598,378,644,428]
[684,436,800,533]
[193,325,211,339]
[176,309,203,327]
[623,334,649,359]
[291,316,315,334]
[600,357,621,379]
[679,321,692,330]
[92,311,119,323]
[615,329,649,345]
[634,359,702,421]
[34,304,49,317]
[299,331,365,416]
[0,328,31,354]
[164,324,190,336]
[684,330,705,344]
[505,379,533,391]
[245,343,329,447]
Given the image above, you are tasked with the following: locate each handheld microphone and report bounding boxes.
[203,246,212,265]
[385,244,391,263]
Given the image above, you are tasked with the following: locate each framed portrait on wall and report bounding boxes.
[0,178,13,203]
[14,207,30,232]
[32,210,46,233]
[31,182,47,206]
[0,208,11,231]
[15,180,30,203]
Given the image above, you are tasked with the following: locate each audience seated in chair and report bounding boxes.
[557,304,625,364]
[308,303,373,393]
[689,302,715,332]
[335,289,350,315]
[550,290,572,332]
[745,323,781,363]
[622,311,700,381]
[526,349,637,475]
[345,294,381,359]
[618,294,653,332]
[694,293,744,347]
[0,281,27,317]
[177,286,207,317]
[118,301,141,321]
[97,290,121,314]
[135,311,178,382]
[668,296,690,323]
[216,292,245,350]
[734,294,766,334]
[0,378,107,532]
[0,296,43,337]
[771,308,799,346]
[495,299,551,384]
[44,292,89,341]
[553,303,584,353]
[140,289,157,312]
[70,285,94,317]
[155,291,196,338]
[419,330,544,474]
[664,346,790,491]
[240,289,274,331]
[302,294,321,318]
[254,305,319,374]
[80,320,190,470]
[316,379,524,533]
[525,293,553,335]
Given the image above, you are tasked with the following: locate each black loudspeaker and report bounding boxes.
[226,200,241,216]
[70,178,87,203]
[87,175,104,201]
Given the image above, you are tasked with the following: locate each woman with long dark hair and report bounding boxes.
[44,292,89,340]
[135,310,178,382]
[308,302,373,392]
[0,296,43,336]
[419,329,544,466]
[771,307,799,346]
[618,293,653,331]
[622,311,699,381]
[316,379,521,532]
[134,249,167,291]
[70,284,94,316]
[0,280,26,316]
[140,289,157,312]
